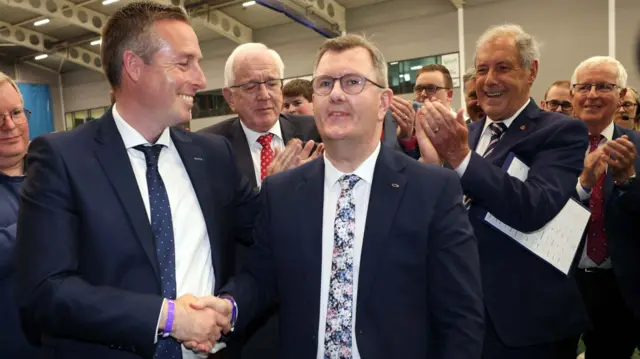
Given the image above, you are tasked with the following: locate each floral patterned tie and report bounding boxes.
[324,174,361,359]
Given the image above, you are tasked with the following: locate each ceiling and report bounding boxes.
[0,0,468,74]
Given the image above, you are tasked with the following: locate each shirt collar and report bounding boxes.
[592,120,615,141]
[324,142,381,189]
[112,104,173,150]
[482,98,530,133]
[240,117,283,146]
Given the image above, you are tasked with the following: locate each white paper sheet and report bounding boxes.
[483,155,590,275]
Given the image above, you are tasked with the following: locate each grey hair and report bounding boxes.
[0,71,23,104]
[570,56,628,88]
[475,23,540,70]
[462,67,476,83]
[223,43,285,87]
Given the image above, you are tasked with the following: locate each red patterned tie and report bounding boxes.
[586,134,607,264]
[257,133,274,181]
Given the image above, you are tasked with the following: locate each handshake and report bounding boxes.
[159,293,235,355]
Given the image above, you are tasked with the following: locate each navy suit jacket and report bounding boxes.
[198,113,321,192]
[595,125,640,319]
[463,99,591,347]
[16,110,259,359]
[222,145,485,359]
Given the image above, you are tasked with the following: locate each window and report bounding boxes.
[388,53,460,95]
[65,106,109,130]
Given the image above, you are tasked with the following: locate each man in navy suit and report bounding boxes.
[569,56,640,359]
[193,33,484,359]
[416,24,590,359]
[16,3,255,358]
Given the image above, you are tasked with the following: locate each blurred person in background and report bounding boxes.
[282,79,314,116]
[463,68,485,123]
[614,87,639,130]
[541,80,573,117]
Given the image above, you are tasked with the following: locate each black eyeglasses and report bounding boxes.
[229,79,284,93]
[621,101,638,110]
[311,74,384,96]
[545,100,573,111]
[1,108,30,127]
[572,83,618,94]
[414,84,449,95]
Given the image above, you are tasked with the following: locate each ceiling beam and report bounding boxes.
[0,21,103,72]
[2,0,108,34]
[155,0,252,44]
[290,0,345,34]
[450,0,464,9]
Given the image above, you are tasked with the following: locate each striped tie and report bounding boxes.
[463,122,508,210]
[483,122,508,158]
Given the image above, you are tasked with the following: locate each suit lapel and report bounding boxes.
[279,115,297,143]
[484,100,538,164]
[468,117,485,151]
[229,119,258,190]
[299,159,325,338]
[93,113,159,280]
[358,146,407,302]
[171,129,224,291]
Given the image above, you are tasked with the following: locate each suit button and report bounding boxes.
[109,344,115,349]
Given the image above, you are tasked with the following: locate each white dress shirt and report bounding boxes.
[239,119,285,187]
[316,143,381,359]
[576,120,615,269]
[454,99,530,176]
[112,105,214,359]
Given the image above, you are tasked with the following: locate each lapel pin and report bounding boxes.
[391,183,400,188]
[194,157,204,161]
[520,125,526,130]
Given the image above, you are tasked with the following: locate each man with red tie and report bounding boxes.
[198,42,322,359]
[570,56,640,359]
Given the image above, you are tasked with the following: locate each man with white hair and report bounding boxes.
[198,43,321,359]
[199,43,321,192]
[570,56,640,359]
[415,23,591,358]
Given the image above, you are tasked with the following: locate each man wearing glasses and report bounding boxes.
[387,64,455,158]
[540,80,573,117]
[210,33,484,359]
[614,87,639,130]
[570,56,640,359]
[0,71,37,358]
[198,42,321,359]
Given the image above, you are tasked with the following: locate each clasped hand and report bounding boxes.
[414,98,470,168]
[166,294,233,355]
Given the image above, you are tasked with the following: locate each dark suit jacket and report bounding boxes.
[198,114,321,191]
[595,125,640,319]
[464,99,591,347]
[222,145,485,359]
[15,110,259,359]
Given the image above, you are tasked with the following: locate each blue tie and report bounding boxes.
[134,144,182,359]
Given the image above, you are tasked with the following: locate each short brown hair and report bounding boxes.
[543,80,570,100]
[314,34,388,87]
[417,64,453,89]
[283,79,313,102]
[101,1,190,89]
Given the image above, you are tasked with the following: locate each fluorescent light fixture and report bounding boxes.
[410,65,422,70]
[90,39,102,46]
[34,18,50,26]
[35,54,48,60]
[404,74,410,81]
[102,0,119,5]
[389,62,398,65]
[242,1,256,6]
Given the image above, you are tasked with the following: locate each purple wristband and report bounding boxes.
[223,297,237,325]
[163,299,175,338]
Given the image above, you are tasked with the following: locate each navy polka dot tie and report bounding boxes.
[134,145,182,359]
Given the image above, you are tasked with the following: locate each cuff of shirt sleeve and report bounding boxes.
[454,152,472,177]
[154,299,166,344]
[576,181,592,201]
[398,136,417,150]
